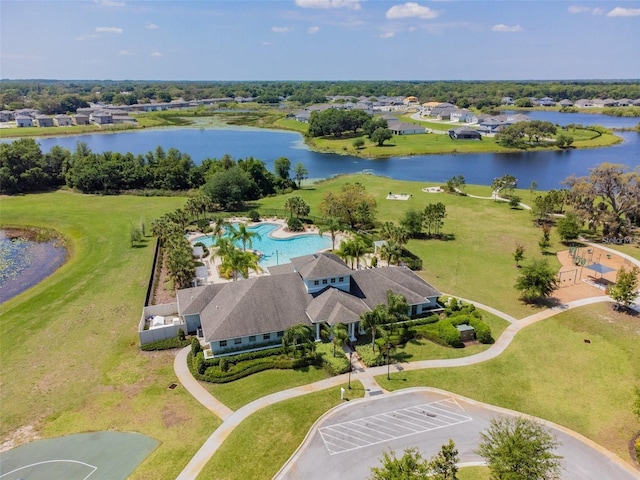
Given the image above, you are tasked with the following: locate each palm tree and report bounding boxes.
[223,249,262,281]
[330,323,349,357]
[360,305,390,350]
[386,290,409,324]
[283,323,315,357]
[318,216,345,251]
[229,222,261,251]
[336,239,355,269]
[349,237,367,269]
[213,237,234,266]
[380,241,402,266]
[210,215,229,242]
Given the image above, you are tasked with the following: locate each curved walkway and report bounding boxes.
[174,291,640,479]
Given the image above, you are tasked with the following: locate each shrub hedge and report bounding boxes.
[316,342,350,376]
[140,336,191,351]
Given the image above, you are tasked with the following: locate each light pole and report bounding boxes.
[386,343,391,380]
[348,350,353,390]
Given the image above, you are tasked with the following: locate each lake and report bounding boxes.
[21,111,640,190]
[0,230,67,304]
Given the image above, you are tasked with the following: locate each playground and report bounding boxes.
[0,431,159,480]
[554,245,638,303]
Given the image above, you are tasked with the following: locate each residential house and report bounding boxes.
[34,115,54,127]
[0,110,15,122]
[575,99,595,108]
[616,99,633,107]
[501,97,515,106]
[538,97,556,106]
[448,127,482,140]
[558,99,574,107]
[53,114,72,126]
[386,119,425,135]
[153,253,441,355]
[450,109,477,124]
[90,111,113,124]
[592,98,618,107]
[73,113,90,125]
[15,115,34,128]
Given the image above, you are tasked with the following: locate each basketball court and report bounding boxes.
[0,431,159,480]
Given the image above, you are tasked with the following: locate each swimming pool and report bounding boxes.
[193,223,332,268]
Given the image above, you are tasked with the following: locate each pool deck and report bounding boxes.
[188,217,346,285]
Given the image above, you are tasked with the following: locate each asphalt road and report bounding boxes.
[276,389,640,480]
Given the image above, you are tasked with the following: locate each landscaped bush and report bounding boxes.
[194,351,206,375]
[248,209,260,222]
[140,336,190,351]
[356,344,386,367]
[191,338,202,356]
[287,217,304,232]
[635,437,640,463]
[201,356,317,383]
[316,342,350,375]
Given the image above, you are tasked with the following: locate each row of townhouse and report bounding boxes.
[4,108,136,128]
[501,96,640,107]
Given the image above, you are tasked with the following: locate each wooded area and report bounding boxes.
[2,80,640,114]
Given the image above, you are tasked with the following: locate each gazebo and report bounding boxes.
[585,263,616,279]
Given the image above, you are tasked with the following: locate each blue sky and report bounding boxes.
[1,0,639,80]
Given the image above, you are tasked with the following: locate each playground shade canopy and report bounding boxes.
[586,263,616,275]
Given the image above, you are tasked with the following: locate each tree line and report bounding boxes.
[0,138,306,198]
[3,79,640,112]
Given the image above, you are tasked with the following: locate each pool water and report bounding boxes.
[193,223,332,268]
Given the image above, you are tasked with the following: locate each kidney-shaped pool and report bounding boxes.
[192,223,332,268]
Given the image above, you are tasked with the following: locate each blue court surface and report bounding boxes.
[0,431,159,480]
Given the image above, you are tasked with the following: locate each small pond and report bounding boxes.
[0,229,67,304]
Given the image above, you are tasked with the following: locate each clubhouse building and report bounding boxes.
[141,253,441,356]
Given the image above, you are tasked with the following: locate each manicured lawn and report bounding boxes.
[257,175,563,317]
[390,311,511,363]
[202,365,330,410]
[374,303,640,464]
[198,382,365,480]
[275,115,621,158]
[459,466,490,480]
[0,192,222,480]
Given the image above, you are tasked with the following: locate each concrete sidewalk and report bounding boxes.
[173,294,630,479]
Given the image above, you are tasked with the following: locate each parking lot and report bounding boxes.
[319,398,472,455]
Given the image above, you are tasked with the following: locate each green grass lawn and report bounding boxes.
[198,382,365,480]
[374,303,640,464]
[202,365,330,410]
[0,192,223,480]
[275,115,621,158]
[390,311,511,363]
[257,175,564,318]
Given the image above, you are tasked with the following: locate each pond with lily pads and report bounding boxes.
[0,229,67,304]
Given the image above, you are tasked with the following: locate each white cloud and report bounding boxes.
[95,0,125,7]
[379,32,395,38]
[151,51,162,57]
[491,24,522,32]
[145,23,159,30]
[96,26,123,34]
[271,26,293,33]
[568,5,604,15]
[607,7,640,16]
[75,33,99,41]
[386,2,439,20]
[119,50,134,56]
[308,26,321,34]
[262,41,271,46]
[295,0,361,10]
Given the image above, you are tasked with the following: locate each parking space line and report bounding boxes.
[318,398,473,455]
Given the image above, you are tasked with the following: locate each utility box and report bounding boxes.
[456,324,476,342]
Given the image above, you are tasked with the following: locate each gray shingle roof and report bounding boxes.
[306,287,368,324]
[199,272,312,341]
[350,266,441,309]
[291,253,351,280]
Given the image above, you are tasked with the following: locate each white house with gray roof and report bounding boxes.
[173,253,441,356]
